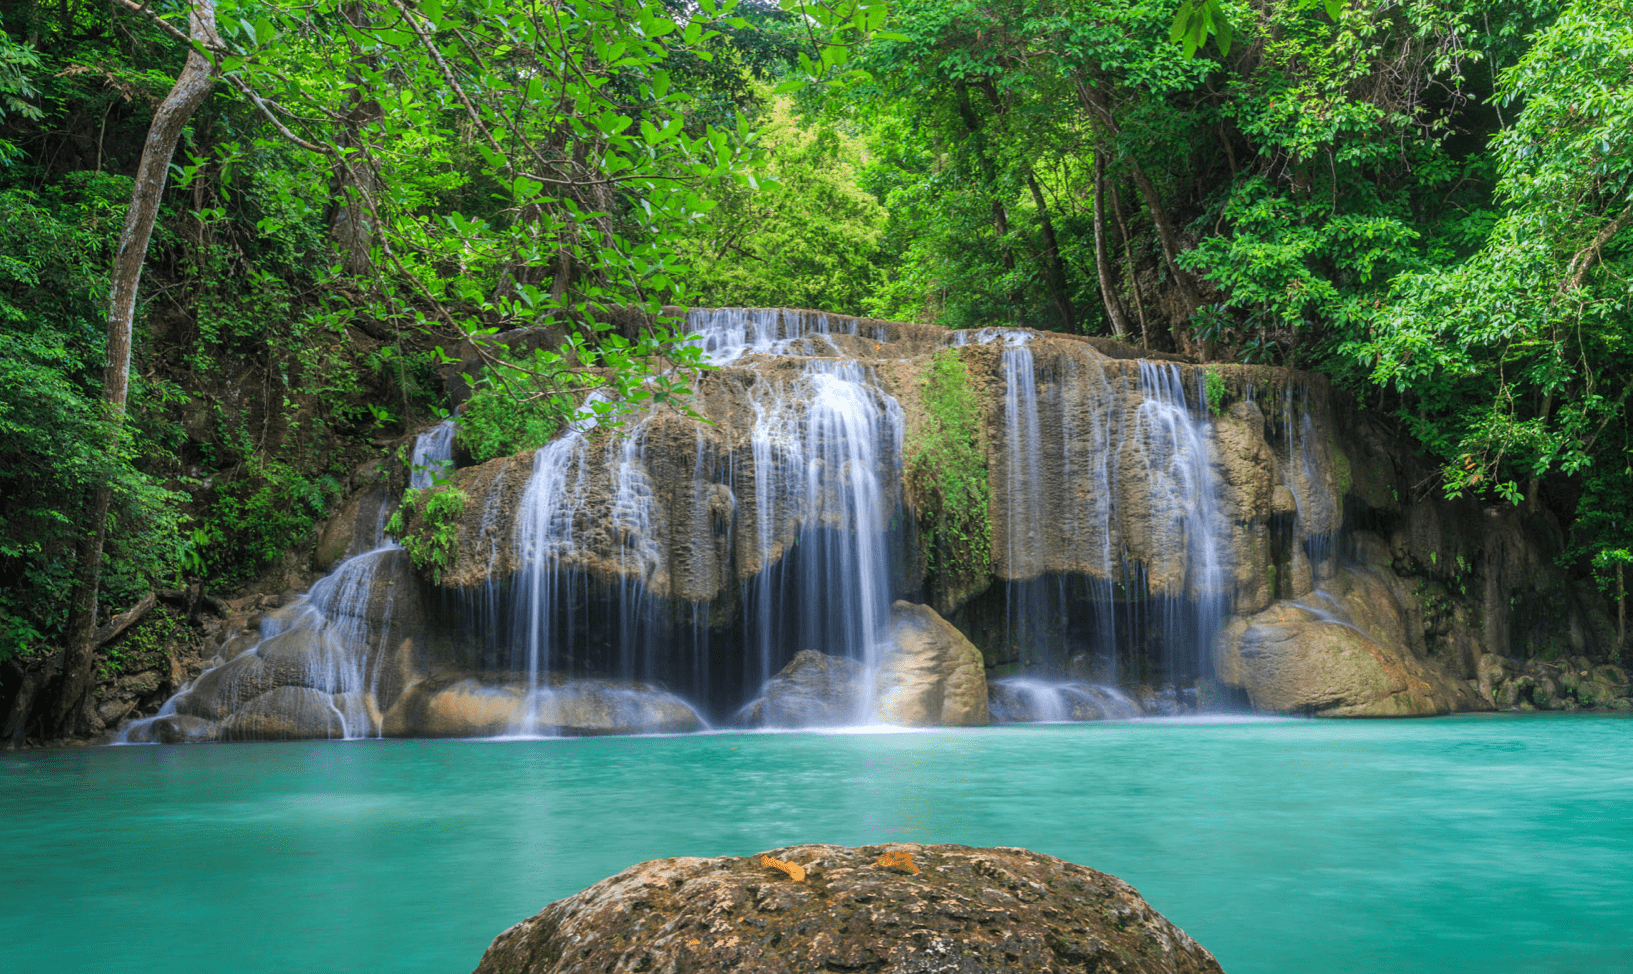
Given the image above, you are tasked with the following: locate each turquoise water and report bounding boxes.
[3,714,1630,973]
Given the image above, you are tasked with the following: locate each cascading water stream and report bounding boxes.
[509,398,604,735]
[409,420,457,489]
[117,422,459,742]
[1133,362,1227,681]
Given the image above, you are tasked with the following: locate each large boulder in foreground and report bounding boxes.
[473,843,1224,974]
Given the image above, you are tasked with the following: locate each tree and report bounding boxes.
[37,0,893,736]
[52,0,223,735]
[1347,0,1633,584]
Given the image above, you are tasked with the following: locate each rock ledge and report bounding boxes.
[473,843,1224,974]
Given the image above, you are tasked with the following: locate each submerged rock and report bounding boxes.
[380,675,704,737]
[151,714,219,744]
[988,679,1141,722]
[737,650,868,728]
[471,843,1225,974]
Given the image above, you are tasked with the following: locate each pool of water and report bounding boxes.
[3,714,1630,973]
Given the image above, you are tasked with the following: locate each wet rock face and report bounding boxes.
[1216,565,1488,717]
[987,681,1142,722]
[874,601,989,727]
[379,676,706,738]
[1480,654,1632,711]
[739,603,991,729]
[737,650,868,728]
[471,844,1225,974]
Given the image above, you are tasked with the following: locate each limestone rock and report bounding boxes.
[220,687,346,740]
[312,483,393,572]
[382,676,705,737]
[151,714,219,744]
[255,629,348,689]
[737,650,868,728]
[471,843,1224,974]
[872,601,988,727]
[171,652,279,721]
[988,680,1140,722]
[382,678,526,737]
[1481,656,1632,711]
[1217,567,1487,717]
[531,681,706,736]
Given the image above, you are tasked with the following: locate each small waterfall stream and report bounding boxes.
[119,422,459,743]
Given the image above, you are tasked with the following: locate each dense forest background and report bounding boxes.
[2,0,1630,741]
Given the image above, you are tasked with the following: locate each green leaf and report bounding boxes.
[1170,4,1193,45]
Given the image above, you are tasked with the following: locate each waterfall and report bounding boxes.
[116,308,1351,743]
[1133,362,1227,683]
[409,420,457,489]
[118,422,458,743]
[509,399,603,735]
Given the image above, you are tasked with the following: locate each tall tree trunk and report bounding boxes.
[1092,151,1129,339]
[331,2,384,276]
[1126,161,1203,310]
[1110,182,1150,349]
[956,85,1019,305]
[53,0,220,738]
[1025,171,1076,333]
[1075,78,1203,341]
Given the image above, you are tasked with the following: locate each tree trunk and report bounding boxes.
[956,85,1019,304]
[1606,562,1619,653]
[1127,161,1202,310]
[1025,171,1076,333]
[1074,78,1202,346]
[1092,151,1129,339]
[53,0,220,738]
[330,2,385,276]
[1110,182,1150,349]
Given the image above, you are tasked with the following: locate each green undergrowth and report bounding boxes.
[903,349,990,604]
[457,378,565,463]
[99,605,189,679]
[387,486,466,584]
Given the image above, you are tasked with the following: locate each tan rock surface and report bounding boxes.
[1217,567,1487,717]
[471,844,1225,974]
[873,601,989,726]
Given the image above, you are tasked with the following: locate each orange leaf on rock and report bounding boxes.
[761,855,806,882]
[876,850,920,874]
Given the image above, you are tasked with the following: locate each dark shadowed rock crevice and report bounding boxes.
[471,844,1226,974]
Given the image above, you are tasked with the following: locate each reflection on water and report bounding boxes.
[2,714,1631,974]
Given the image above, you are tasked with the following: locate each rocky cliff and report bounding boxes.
[116,308,1627,741]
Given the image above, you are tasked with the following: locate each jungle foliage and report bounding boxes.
[0,0,888,676]
[2,0,1632,700]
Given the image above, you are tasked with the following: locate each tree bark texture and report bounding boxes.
[1074,78,1203,336]
[1110,182,1151,349]
[330,2,385,276]
[54,0,220,738]
[1092,151,1129,338]
[1025,171,1076,334]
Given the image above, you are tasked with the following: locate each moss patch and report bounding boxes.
[1328,432,1353,499]
[387,486,467,583]
[902,349,991,608]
